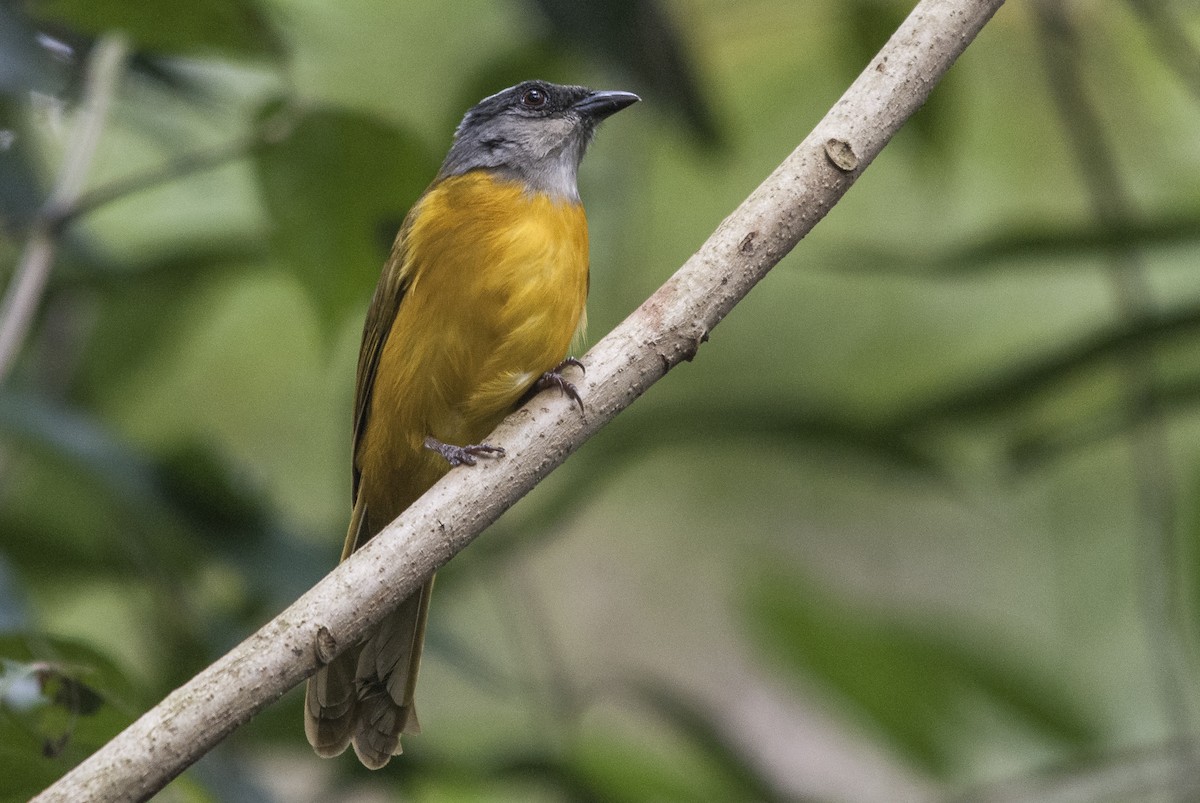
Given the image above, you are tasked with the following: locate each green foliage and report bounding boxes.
[253,102,437,328]
[745,573,1100,775]
[26,0,283,59]
[3,0,1200,800]
[0,635,137,802]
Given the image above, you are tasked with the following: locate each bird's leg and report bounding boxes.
[423,436,506,467]
[526,357,585,413]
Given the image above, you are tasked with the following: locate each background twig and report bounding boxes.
[0,32,129,384]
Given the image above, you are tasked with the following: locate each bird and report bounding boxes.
[303,80,638,769]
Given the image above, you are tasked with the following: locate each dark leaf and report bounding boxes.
[0,97,50,233]
[25,0,284,60]
[0,391,281,560]
[154,439,270,540]
[944,214,1200,273]
[0,390,161,506]
[885,306,1200,433]
[254,102,437,330]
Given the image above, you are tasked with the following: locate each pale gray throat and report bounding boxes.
[438,126,592,202]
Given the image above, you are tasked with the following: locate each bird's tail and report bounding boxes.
[304,579,432,768]
[303,496,433,768]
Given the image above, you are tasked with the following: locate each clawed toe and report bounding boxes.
[533,358,586,413]
[424,437,506,467]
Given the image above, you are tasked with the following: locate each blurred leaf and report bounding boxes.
[0,559,29,631]
[59,234,269,390]
[0,389,162,507]
[943,214,1200,272]
[0,4,65,96]
[629,681,793,802]
[1124,0,1200,105]
[0,97,50,233]
[529,0,720,146]
[0,391,217,624]
[565,734,733,803]
[825,213,1200,278]
[254,102,437,330]
[0,634,137,801]
[745,574,1101,774]
[887,306,1200,432]
[0,391,284,567]
[475,678,797,801]
[155,439,270,541]
[408,757,592,801]
[25,0,284,60]
[1184,468,1200,655]
[453,400,944,581]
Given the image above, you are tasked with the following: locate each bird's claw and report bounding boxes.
[424,436,506,467]
[534,357,586,413]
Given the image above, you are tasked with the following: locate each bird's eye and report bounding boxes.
[521,87,547,109]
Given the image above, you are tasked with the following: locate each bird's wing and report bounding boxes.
[346,213,415,548]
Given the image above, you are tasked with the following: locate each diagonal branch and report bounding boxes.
[32,0,1005,799]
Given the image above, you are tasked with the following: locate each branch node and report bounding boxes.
[738,230,759,254]
[824,138,860,172]
[314,627,338,666]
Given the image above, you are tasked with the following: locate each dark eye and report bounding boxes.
[521,87,547,109]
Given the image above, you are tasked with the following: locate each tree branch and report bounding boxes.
[32,1,1005,799]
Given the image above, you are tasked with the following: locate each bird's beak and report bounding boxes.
[573,90,641,121]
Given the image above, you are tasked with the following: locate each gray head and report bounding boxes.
[438,80,639,202]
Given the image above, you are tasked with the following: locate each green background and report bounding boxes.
[3,0,1200,800]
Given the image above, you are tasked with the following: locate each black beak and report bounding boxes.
[573,90,641,121]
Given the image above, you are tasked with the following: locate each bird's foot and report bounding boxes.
[529,357,585,413]
[424,436,506,467]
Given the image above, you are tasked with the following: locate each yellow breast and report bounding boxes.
[358,171,589,523]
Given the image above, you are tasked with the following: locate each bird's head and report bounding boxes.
[438,80,640,201]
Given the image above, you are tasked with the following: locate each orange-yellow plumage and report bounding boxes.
[359,171,589,534]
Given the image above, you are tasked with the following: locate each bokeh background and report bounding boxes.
[4,0,1200,801]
